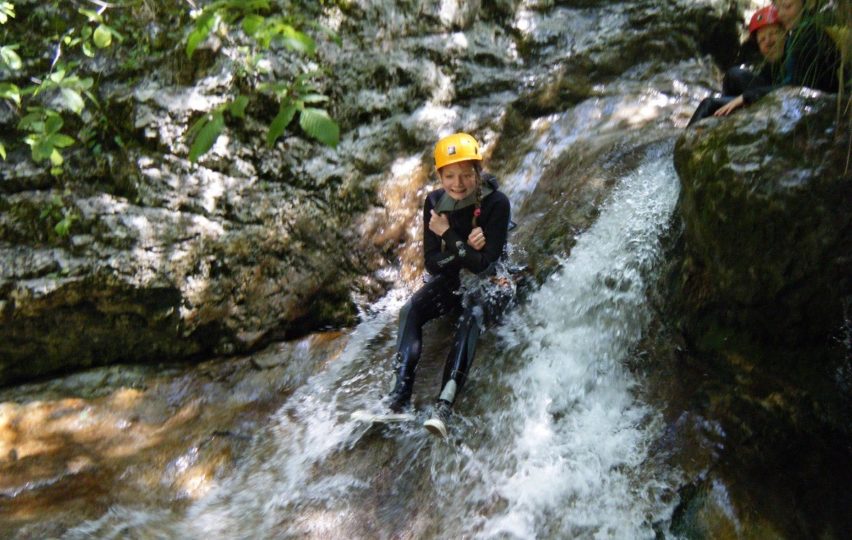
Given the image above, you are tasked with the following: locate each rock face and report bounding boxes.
[672,88,851,350]
[666,88,852,537]
[0,0,739,384]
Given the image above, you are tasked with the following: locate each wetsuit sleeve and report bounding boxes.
[439,192,511,275]
[742,62,781,104]
[424,196,462,275]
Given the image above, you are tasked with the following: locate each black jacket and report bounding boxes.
[742,60,784,104]
[781,16,841,93]
[423,173,511,278]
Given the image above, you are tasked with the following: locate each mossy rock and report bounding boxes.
[673,88,851,346]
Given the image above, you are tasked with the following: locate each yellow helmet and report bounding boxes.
[434,132,482,170]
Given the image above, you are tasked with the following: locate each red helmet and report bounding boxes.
[748,5,780,34]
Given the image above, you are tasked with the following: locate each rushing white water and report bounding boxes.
[476,145,682,538]
[61,137,682,540]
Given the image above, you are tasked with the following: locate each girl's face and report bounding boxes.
[756,24,786,62]
[776,0,804,30]
[439,161,478,201]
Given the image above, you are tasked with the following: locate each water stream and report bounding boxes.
[15,1,728,537]
[61,128,682,538]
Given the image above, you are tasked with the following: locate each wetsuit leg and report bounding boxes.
[437,282,514,405]
[687,96,735,127]
[388,274,460,410]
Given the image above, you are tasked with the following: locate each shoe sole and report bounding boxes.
[351,410,415,424]
[423,418,448,438]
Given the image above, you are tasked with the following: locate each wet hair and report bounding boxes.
[472,162,483,228]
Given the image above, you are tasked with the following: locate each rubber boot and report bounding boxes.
[386,355,416,412]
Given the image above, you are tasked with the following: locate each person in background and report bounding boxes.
[386,132,513,438]
[688,5,787,126]
[774,0,841,93]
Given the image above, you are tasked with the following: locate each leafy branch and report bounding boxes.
[1,3,123,172]
[184,0,340,162]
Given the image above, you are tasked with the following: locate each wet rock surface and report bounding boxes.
[5,0,850,538]
[0,332,346,539]
[1,0,741,384]
[652,88,852,538]
[673,88,851,347]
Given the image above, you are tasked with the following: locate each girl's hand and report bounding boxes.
[467,226,486,251]
[429,210,450,236]
[714,95,745,117]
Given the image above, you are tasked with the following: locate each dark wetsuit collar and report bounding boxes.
[434,182,494,213]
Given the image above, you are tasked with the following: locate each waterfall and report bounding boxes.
[475,145,681,538]
[52,0,717,537]
[60,137,683,539]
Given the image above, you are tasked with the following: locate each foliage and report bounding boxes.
[261,72,339,148]
[822,1,852,171]
[184,0,340,161]
[0,2,122,173]
[1,1,340,170]
[0,1,14,161]
[40,194,78,237]
[18,108,75,175]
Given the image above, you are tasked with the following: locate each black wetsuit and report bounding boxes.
[688,11,841,128]
[687,62,783,127]
[780,14,841,93]
[389,173,512,410]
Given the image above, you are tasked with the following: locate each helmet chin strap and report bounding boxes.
[434,179,492,213]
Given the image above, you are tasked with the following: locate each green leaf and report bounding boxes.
[1,45,21,70]
[281,26,316,55]
[82,40,96,57]
[31,137,54,162]
[59,87,85,115]
[63,76,93,91]
[0,142,5,160]
[49,134,75,148]
[45,113,63,134]
[266,104,297,147]
[299,108,339,148]
[84,90,100,108]
[49,148,64,166]
[18,111,45,132]
[242,14,264,35]
[78,8,103,24]
[189,112,225,162]
[825,26,850,57]
[258,81,289,98]
[49,70,66,85]
[186,114,209,141]
[55,219,70,236]
[0,2,15,24]
[187,12,218,58]
[229,95,249,118]
[93,24,112,48]
[0,82,20,106]
[55,211,77,236]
